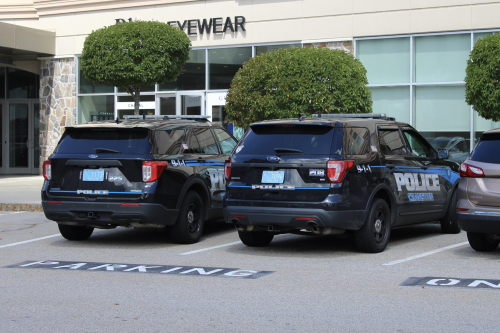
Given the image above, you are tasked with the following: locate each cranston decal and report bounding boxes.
[408,193,434,202]
[394,172,440,192]
[402,277,500,289]
[7,261,273,279]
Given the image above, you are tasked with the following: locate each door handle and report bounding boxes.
[386,164,396,169]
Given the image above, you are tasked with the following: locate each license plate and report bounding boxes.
[83,169,104,182]
[261,170,285,184]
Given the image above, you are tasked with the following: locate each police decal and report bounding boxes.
[394,172,440,192]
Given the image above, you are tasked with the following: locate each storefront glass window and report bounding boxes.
[78,68,114,94]
[78,95,114,124]
[7,68,38,99]
[209,47,252,89]
[117,85,155,93]
[414,34,470,83]
[255,44,301,56]
[357,37,410,84]
[369,86,410,124]
[474,111,500,147]
[414,85,471,162]
[160,49,206,91]
[474,31,496,45]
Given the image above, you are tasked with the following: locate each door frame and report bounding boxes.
[206,92,227,123]
[0,100,6,174]
[155,93,176,116]
[1,100,39,175]
[176,91,205,116]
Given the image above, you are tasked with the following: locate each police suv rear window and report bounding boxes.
[470,133,500,164]
[235,125,334,155]
[56,129,151,154]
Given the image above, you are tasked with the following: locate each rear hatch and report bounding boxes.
[465,132,500,207]
[228,123,336,202]
[47,127,152,200]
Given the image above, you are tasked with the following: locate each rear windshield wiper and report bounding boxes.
[274,148,303,154]
[94,148,120,154]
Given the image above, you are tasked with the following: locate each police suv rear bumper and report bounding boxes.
[42,201,179,227]
[223,206,366,231]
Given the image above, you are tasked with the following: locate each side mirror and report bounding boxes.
[438,149,449,159]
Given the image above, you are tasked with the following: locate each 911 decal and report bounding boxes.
[171,160,186,167]
[357,165,372,173]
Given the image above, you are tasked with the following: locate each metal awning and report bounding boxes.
[0,21,55,65]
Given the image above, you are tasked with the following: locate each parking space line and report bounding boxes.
[0,234,60,249]
[179,241,241,255]
[383,241,469,266]
[0,212,26,217]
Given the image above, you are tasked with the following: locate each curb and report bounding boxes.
[0,203,43,212]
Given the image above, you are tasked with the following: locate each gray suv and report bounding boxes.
[457,128,500,252]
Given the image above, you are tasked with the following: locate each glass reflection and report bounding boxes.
[209,47,251,89]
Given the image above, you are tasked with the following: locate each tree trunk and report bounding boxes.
[125,85,141,115]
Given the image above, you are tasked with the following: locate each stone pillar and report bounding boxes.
[39,58,77,171]
[303,41,354,55]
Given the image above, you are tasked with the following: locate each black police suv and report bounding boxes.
[42,115,238,244]
[223,113,461,253]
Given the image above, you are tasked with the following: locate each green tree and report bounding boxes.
[225,47,372,128]
[81,21,191,115]
[465,32,500,122]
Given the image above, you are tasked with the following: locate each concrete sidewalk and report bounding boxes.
[0,175,44,212]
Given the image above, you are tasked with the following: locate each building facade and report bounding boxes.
[0,0,499,174]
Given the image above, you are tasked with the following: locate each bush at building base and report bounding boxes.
[465,32,500,122]
[225,47,372,129]
[81,20,191,115]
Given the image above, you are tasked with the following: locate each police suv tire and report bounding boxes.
[170,191,205,244]
[440,189,460,234]
[467,232,500,252]
[58,224,94,241]
[238,230,274,247]
[355,198,391,253]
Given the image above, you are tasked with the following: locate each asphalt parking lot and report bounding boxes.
[1,211,499,332]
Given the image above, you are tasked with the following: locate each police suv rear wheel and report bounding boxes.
[467,232,500,252]
[170,191,205,244]
[355,198,391,253]
[440,189,460,234]
[238,230,274,247]
[58,224,94,241]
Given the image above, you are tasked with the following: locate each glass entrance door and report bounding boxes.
[3,101,39,174]
[177,91,204,116]
[157,94,176,116]
[0,102,5,173]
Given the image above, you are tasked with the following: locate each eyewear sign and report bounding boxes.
[116,16,246,37]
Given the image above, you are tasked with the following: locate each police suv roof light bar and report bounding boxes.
[312,113,395,120]
[123,115,211,121]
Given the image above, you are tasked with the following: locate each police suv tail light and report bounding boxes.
[43,160,51,180]
[224,159,231,180]
[327,160,354,183]
[459,163,484,178]
[142,161,168,182]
